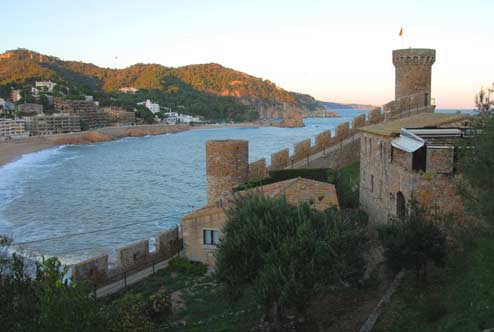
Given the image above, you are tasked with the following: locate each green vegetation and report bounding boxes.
[168,256,208,276]
[459,90,494,220]
[0,49,323,122]
[374,231,494,331]
[335,161,360,208]
[377,198,448,280]
[106,263,261,332]
[215,194,368,331]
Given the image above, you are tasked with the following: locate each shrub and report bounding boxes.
[215,194,368,330]
[335,161,360,208]
[377,197,448,281]
[168,257,207,276]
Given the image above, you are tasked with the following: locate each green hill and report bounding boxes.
[0,49,324,121]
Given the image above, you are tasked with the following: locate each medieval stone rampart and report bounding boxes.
[71,227,182,285]
[249,158,267,181]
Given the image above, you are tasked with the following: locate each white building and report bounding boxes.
[137,99,160,114]
[164,112,200,124]
[35,81,57,92]
[0,119,29,140]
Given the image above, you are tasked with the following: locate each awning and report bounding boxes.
[391,129,425,153]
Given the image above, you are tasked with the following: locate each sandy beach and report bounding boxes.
[0,122,262,167]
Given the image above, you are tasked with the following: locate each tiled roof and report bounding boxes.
[359,113,468,137]
[183,177,340,221]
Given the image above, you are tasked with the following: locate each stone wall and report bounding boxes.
[72,255,108,283]
[271,148,290,170]
[117,240,149,269]
[392,48,435,100]
[249,159,267,181]
[156,227,181,257]
[206,140,249,203]
[368,108,384,124]
[293,138,311,162]
[315,130,331,152]
[352,114,366,129]
[182,209,226,267]
[426,148,453,174]
[71,226,182,285]
[360,131,464,225]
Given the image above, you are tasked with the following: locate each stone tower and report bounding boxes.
[206,140,249,203]
[392,48,436,103]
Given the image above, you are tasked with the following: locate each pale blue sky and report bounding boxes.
[2,0,493,107]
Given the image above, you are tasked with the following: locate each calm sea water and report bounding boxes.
[0,108,472,264]
[0,110,371,264]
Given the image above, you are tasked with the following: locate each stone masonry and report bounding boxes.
[206,140,249,203]
[393,48,435,101]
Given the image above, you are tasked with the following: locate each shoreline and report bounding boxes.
[0,122,263,167]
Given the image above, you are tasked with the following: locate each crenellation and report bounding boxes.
[271,148,290,170]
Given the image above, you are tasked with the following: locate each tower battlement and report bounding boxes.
[392,48,436,66]
[392,48,436,102]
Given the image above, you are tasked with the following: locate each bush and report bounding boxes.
[335,162,360,208]
[168,257,208,276]
[215,194,368,330]
[377,197,448,281]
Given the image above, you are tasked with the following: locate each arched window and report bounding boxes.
[396,192,406,219]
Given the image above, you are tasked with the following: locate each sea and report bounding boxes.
[0,108,474,265]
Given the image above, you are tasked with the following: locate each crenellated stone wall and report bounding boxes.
[71,226,182,285]
[352,114,366,129]
[368,108,384,124]
[72,255,108,283]
[293,139,311,162]
[271,148,290,170]
[249,159,267,181]
[315,130,331,152]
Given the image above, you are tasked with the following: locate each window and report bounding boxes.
[370,174,374,193]
[203,229,219,246]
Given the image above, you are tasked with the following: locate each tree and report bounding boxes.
[458,84,494,221]
[377,197,448,281]
[215,194,368,331]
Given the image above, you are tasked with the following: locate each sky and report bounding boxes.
[2,0,493,108]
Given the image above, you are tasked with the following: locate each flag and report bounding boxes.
[399,27,403,37]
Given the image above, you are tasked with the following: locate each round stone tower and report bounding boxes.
[392,48,436,102]
[206,140,249,204]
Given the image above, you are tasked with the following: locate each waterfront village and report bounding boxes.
[1,47,493,332]
[0,83,202,140]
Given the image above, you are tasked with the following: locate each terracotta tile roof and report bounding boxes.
[235,177,339,211]
[359,113,468,137]
[182,204,224,220]
[183,178,340,221]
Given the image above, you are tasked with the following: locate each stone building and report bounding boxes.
[182,177,340,266]
[17,103,43,115]
[25,113,81,135]
[102,106,136,125]
[0,119,29,140]
[383,48,436,121]
[181,139,340,266]
[54,98,107,129]
[358,113,469,224]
